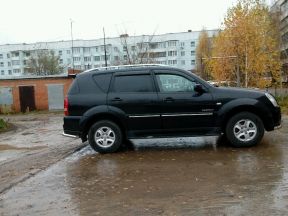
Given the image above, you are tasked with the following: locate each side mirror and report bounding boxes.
[194,84,205,93]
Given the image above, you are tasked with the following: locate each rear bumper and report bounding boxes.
[63,116,82,137]
[62,132,77,138]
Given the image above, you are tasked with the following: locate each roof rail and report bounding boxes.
[83,64,169,73]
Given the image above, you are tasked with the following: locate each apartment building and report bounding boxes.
[271,0,288,79]
[0,30,218,77]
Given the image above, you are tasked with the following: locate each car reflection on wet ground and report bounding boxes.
[1,117,288,216]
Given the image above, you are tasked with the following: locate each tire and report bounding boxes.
[225,112,264,147]
[88,120,122,153]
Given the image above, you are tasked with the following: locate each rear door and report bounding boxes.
[153,70,216,133]
[107,71,161,134]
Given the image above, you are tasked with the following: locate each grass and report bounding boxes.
[276,96,288,115]
[0,118,8,131]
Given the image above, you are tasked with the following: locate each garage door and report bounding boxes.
[0,87,13,112]
[47,84,64,110]
[0,87,13,105]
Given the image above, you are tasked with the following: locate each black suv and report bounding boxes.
[63,65,281,153]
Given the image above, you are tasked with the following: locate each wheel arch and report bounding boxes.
[218,99,273,132]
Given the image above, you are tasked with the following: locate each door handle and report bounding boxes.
[111,97,122,102]
[163,97,174,102]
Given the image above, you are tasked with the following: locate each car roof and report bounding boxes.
[78,64,182,76]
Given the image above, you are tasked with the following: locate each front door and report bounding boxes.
[154,71,215,133]
[108,72,161,135]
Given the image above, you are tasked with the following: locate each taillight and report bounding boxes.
[64,97,69,116]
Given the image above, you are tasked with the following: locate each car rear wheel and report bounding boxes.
[88,120,122,153]
[225,112,264,147]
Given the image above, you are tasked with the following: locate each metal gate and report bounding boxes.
[47,84,64,110]
[19,86,36,112]
[0,87,13,113]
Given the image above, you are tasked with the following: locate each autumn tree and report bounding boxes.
[208,0,281,88]
[26,50,63,76]
[196,29,213,80]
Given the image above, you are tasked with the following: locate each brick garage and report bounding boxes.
[0,75,73,113]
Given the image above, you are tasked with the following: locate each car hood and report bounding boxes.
[213,86,265,99]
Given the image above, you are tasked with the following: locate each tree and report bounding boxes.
[112,33,156,65]
[208,0,281,88]
[26,50,63,76]
[196,29,213,80]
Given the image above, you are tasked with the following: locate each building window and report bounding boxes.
[180,42,185,47]
[8,70,12,75]
[59,59,63,64]
[181,51,185,56]
[191,41,195,47]
[67,50,71,54]
[168,60,177,65]
[168,51,177,56]
[94,56,100,61]
[83,47,90,53]
[13,69,21,73]
[73,57,81,62]
[181,60,185,65]
[0,54,3,59]
[7,54,10,58]
[123,46,127,52]
[12,60,20,65]
[73,47,81,54]
[84,64,91,70]
[58,50,62,56]
[191,60,196,65]
[12,52,19,57]
[23,60,27,65]
[191,50,195,56]
[84,57,91,62]
[25,52,30,57]
[8,62,11,66]
[1,70,4,75]
[101,55,110,61]
[168,41,177,47]
[113,47,118,52]
[75,65,82,70]
[0,62,4,67]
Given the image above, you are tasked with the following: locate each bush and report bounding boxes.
[0,118,7,130]
[276,96,288,115]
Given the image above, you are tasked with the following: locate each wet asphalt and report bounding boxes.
[0,116,288,216]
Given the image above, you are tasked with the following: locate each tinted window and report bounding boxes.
[113,75,154,92]
[93,73,112,92]
[68,79,79,94]
[156,74,196,92]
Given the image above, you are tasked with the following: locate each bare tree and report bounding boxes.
[112,33,157,65]
[25,50,63,76]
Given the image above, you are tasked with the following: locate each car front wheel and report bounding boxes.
[88,120,122,153]
[225,112,264,147]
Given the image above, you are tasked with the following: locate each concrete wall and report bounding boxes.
[0,77,72,113]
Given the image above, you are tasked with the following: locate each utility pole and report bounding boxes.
[70,19,74,73]
[103,27,108,68]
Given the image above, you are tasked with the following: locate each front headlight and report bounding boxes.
[265,93,279,107]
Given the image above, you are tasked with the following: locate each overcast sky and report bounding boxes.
[0,0,273,45]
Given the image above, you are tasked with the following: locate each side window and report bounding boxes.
[113,75,154,92]
[156,74,196,92]
[93,73,112,92]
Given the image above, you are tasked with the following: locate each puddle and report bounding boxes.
[0,144,46,151]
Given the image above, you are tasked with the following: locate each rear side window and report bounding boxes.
[68,79,79,94]
[113,75,154,92]
[93,73,112,92]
